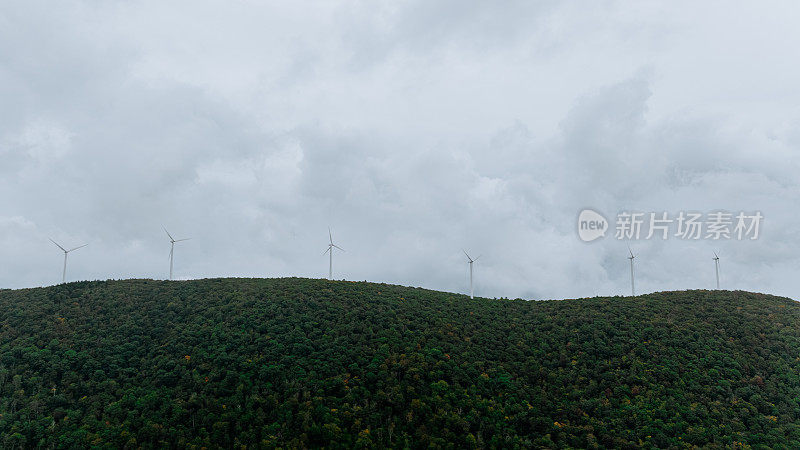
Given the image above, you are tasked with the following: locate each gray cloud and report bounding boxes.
[2,1,800,300]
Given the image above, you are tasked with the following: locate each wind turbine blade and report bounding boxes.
[323,247,331,255]
[163,226,174,242]
[474,255,482,261]
[175,238,191,242]
[67,244,88,253]
[49,238,67,252]
[333,244,345,251]
[713,251,719,259]
[628,245,634,258]
[462,249,472,261]
[329,227,333,244]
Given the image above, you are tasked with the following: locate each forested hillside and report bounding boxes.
[2,278,800,448]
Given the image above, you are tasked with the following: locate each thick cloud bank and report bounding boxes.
[2,1,799,300]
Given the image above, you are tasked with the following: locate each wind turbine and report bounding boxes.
[713,251,720,289]
[49,239,87,284]
[463,250,481,299]
[163,227,190,280]
[323,228,344,279]
[627,246,636,296]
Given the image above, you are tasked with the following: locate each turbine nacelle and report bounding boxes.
[324,227,344,254]
[163,226,190,244]
[463,250,481,264]
[324,244,345,254]
[50,238,88,254]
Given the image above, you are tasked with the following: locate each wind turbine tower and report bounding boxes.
[713,252,720,289]
[49,239,87,284]
[628,246,636,296]
[324,228,344,279]
[163,227,190,280]
[463,250,481,299]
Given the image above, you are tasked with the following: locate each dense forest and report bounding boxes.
[1,278,800,448]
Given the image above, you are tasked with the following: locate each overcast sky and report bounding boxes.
[2,1,799,300]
